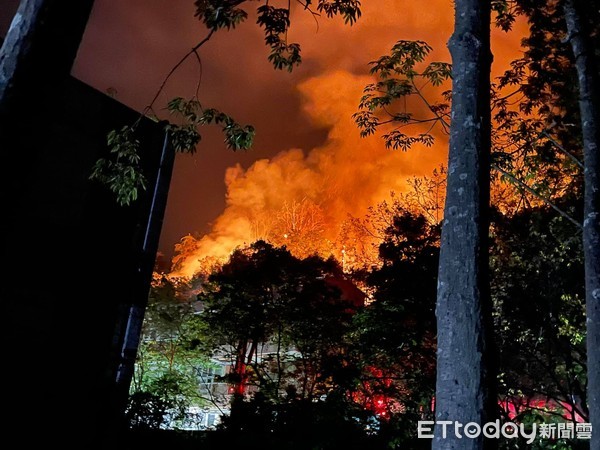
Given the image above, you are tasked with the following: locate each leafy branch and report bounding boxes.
[356,40,582,228]
[90,126,147,206]
[92,0,362,206]
[353,40,451,151]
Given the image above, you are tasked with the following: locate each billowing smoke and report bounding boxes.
[171,69,448,277]
[168,1,528,278]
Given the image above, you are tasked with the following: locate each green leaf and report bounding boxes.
[90,126,147,206]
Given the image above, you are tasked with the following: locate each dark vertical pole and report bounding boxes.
[113,132,175,423]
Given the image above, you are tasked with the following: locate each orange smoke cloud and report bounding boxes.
[170,1,528,278]
[171,69,448,277]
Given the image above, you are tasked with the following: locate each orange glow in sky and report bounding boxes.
[70,0,528,277]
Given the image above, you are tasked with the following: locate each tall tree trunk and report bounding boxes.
[563,1,600,447]
[433,0,495,448]
[0,0,94,115]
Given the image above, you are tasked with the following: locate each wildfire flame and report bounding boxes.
[169,1,528,279]
[170,71,447,277]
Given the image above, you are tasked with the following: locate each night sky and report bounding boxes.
[1,1,526,265]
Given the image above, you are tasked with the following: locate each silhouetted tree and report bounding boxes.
[349,208,438,447]
[491,203,587,436]
[198,241,355,405]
